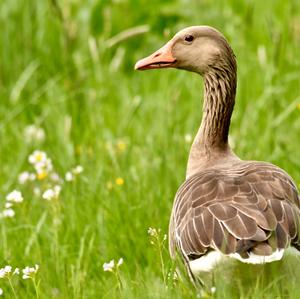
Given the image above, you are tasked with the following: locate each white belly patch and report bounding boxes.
[189,249,286,274]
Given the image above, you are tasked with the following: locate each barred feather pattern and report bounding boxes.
[169,161,300,266]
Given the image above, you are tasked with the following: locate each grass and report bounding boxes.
[0,0,300,298]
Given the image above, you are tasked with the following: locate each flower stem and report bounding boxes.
[32,278,39,299]
[157,239,166,285]
[8,277,18,299]
[114,269,122,291]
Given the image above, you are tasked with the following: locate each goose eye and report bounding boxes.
[184,35,194,42]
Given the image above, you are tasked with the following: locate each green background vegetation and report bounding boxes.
[0,0,300,298]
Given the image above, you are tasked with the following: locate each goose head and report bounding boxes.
[135,26,236,76]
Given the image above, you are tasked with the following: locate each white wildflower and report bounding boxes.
[54,185,61,195]
[22,264,39,279]
[0,288,3,295]
[5,202,13,208]
[73,165,84,174]
[65,172,74,182]
[35,128,45,142]
[42,189,55,201]
[103,260,114,272]
[4,266,12,273]
[2,209,15,218]
[0,265,12,278]
[28,150,47,165]
[18,171,36,184]
[13,268,19,275]
[24,125,45,143]
[6,190,23,203]
[148,227,158,237]
[117,258,123,267]
[45,158,53,172]
[50,172,61,182]
[28,151,53,181]
[211,286,216,294]
[18,171,30,184]
[42,186,61,201]
[65,165,84,182]
[35,158,53,173]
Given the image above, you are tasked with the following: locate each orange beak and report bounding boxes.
[135,42,176,71]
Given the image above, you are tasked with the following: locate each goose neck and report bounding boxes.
[187,69,237,177]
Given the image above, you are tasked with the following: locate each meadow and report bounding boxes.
[0,0,300,298]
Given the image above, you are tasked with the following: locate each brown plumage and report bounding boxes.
[135,26,300,278]
[170,162,300,257]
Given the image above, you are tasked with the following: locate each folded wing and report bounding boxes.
[169,162,300,260]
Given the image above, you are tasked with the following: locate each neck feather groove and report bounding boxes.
[200,68,236,149]
[187,65,237,177]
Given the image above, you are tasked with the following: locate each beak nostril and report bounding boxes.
[153,52,161,58]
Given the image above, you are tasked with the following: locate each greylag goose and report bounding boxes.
[135,26,300,280]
